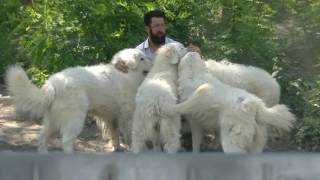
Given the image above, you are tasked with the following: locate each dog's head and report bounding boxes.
[157,42,187,64]
[179,51,205,72]
[112,48,152,76]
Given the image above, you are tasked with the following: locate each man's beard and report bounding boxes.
[150,31,166,45]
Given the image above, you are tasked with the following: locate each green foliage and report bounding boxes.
[163,0,278,71]
[26,66,49,86]
[271,0,320,150]
[293,79,320,150]
[273,44,320,150]
[0,0,26,82]
[274,58,320,150]
[3,1,150,77]
[215,0,276,70]
[1,0,279,77]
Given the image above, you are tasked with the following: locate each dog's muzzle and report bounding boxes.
[143,70,149,76]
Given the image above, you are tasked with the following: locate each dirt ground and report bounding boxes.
[0,85,114,152]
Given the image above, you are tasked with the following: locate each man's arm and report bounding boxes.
[187,43,202,55]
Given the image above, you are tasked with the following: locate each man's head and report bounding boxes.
[144,9,166,45]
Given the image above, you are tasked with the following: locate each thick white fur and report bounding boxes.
[180,57,281,138]
[205,59,280,107]
[6,48,152,153]
[131,43,188,153]
[178,52,296,153]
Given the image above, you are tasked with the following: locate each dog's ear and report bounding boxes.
[111,49,139,70]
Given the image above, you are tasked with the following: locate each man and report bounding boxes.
[115,9,195,72]
[136,9,181,61]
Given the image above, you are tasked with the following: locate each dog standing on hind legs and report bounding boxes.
[131,43,187,153]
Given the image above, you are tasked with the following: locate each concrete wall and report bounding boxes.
[0,152,319,180]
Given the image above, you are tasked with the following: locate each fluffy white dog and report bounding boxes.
[180,56,281,143]
[6,48,152,153]
[178,52,296,153]
[131,43,188,153]
[205,59,280,107]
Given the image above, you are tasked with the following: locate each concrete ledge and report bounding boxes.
[0,152,319,180]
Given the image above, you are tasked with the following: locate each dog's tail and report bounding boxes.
[256,103,296,131]
[165,83,210,116]
[6,65,55,118]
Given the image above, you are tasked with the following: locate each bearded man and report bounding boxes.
[135,9,181,61]
[114,9,184,72]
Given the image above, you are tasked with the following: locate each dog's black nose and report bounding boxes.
[143,70,149,76]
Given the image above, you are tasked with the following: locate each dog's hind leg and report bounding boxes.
[107,119,121,151]
[60,110,87,153]
[131,131,147,153]
[57,90,89,153]
[131,123,150,153]
[160,116,181,153]
[131,115,155,153]
[250,126,267,153]
[188,118,203,153]
[38,115,57,153]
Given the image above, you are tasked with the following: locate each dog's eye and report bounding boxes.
[140,57,144,61]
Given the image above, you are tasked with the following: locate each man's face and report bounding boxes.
[147,17,166,45]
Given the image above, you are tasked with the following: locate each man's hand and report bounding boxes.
[114,60,129,73]
[187,43,202,55]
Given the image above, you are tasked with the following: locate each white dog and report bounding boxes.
[131,43,188,153]
[205,59,280,107]
[180,55,281,149]
[178,52,295,153]
[6,48,152,153]
[180,56,281,142]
